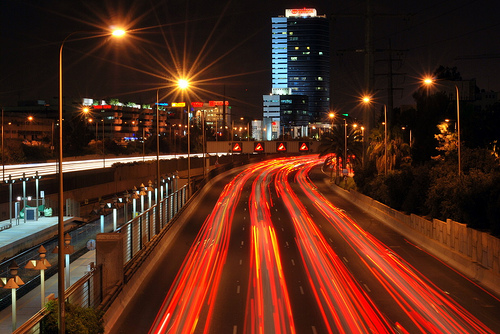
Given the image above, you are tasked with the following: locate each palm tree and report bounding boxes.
[318,121,363,179]
[367,127,411,174]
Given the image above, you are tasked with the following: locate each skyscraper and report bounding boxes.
[263,8,330,140]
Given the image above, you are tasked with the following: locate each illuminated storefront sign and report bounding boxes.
[171,102,186,107]
[209,101,229,107]
[285,8,317,17]
[191,102,204,108]
[93,105,112,109]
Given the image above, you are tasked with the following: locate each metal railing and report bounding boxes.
[9,185,188,334]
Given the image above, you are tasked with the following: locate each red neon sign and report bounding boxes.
[209,101,229,107]
[93,105,112,109]
[191,102,204,108]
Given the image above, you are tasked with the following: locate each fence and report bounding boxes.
[9,184,188,334]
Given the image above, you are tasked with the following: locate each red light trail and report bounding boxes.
[149,156,496,334]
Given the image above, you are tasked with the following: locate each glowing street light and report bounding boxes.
[57,27,126,333]
[328,112,335,131]
[422,77,461,176]
[362,95,387,175]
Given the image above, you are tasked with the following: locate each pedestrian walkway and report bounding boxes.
[0,216,94,333]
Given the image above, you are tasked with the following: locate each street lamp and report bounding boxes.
[176,79,191,196]
[328,112,335,132]
[57,28,125,333]
[422,77,461,176]
[362,95,387,175]
[25,245,51,309]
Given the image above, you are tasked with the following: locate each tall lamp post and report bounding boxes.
[177,79,191,196]
[328,112,335,132]
[156,89,161,234]
[423,77,461,177]
[362,96,387,175]
[57,28,125,333]
[455,85,461,177]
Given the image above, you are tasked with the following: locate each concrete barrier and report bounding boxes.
[330,183,500,297]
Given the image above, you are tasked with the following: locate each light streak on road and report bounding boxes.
[149,163,261,334]
[0,153,208,180]
[294,159,495,334]
[147,155,496,334]
[274,158,395,333]
[245,161,296,334]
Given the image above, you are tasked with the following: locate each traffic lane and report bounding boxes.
[208,159,328,334]
[288,173,422,332]
[192,176,253,334]
[108,170,239,334]
[307,167,500,332]
[269,180,339,334]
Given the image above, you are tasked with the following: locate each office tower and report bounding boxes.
[263,8,330,140]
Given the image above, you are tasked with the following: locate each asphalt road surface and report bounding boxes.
[110,156,500,334]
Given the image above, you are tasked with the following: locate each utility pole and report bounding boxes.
[333,0,409,134]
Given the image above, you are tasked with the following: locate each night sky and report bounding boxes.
[1,0,499,120]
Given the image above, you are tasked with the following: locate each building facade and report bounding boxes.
[263,8,330,139]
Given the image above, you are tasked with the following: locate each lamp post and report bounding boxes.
[57,28,125,333]
[384,104,387,175]
[328,112,335,132]
[362,96,388,175]
[5,175,15,226]
[139,183,146,213]
[2,106,4,181]
[98,201,107,233]
[33,171,42,210]
[25,245,51,309]
[361,126,365,166]
[2,260,24,331]
[456,85,461,177]
[123,190,130,223]
[132,188,139,217]
[156,89,161,234]
[423,77,461,177]
[20,173,30,224]
[148,180,153,209]
[344,118,347,170]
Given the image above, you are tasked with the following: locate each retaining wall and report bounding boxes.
[331,185,500,297]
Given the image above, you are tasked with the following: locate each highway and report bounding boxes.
[110,155,500,334]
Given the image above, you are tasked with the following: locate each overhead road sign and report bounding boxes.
[254,142,265,152]
[232,142,242,152]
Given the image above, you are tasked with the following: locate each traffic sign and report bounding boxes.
[232,142,242,152]
[299,142,309,151]
[277,142,287,152]
[254,142,264,152]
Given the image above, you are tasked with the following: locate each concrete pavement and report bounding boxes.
[0,216,95,333]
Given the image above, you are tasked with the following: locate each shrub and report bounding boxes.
[42,300,104,334]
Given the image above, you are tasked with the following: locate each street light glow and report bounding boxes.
[423,77,434,86]
[178,79,189,89]
[362,96,371,104]
[112,29,126,37]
